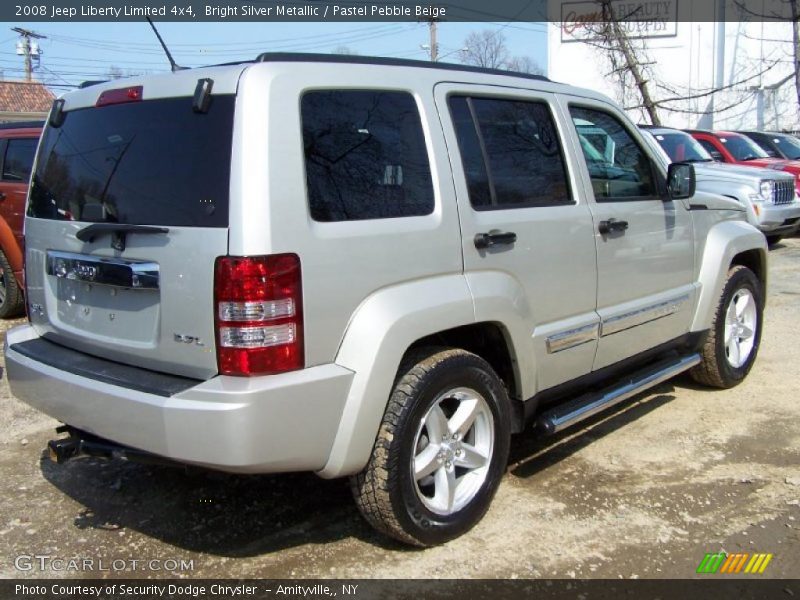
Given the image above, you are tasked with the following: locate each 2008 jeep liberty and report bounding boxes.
[5,54,767,546]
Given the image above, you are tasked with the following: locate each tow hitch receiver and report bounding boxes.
[46,426,179,467]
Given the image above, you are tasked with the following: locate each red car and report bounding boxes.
[0,121,42,318]
[688,129,800,195]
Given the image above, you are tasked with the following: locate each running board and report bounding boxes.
[535,353,701,436]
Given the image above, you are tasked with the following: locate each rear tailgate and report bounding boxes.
[24,69,242,380]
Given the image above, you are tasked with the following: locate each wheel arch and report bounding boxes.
[319,275,528,478]
[691,220,767,333]
[407,322,525,433]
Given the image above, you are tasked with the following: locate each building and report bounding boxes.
[0,81,54,123]
[548,0,799,131]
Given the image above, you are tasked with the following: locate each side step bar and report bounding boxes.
[535,353,701,436]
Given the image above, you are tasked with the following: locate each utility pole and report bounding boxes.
[12,27,45,82]
[428,20,438,62]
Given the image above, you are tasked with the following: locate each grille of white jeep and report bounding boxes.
[772,180,795,205]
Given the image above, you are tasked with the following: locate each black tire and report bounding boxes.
[0,249,23,319]
[766,235,782,247]
[690,265,763,389]
[351,347,511,547]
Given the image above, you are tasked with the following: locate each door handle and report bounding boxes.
[0,192,6,201]
[598,218,629,235]
[474,230,517,250]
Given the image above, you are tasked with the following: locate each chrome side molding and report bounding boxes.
[601,294,690,337]
[46,251,160,290]
[546,322,599,354]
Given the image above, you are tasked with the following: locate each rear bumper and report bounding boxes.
[755,202,800,235]
[4,324,354,474]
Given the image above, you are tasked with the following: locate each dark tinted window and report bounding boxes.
[652,132,712,163]
[448,97,492,207]
[769,134,800,160]
[2,138,37,182]
[301,90,434,222]
[29,96,234,227]
[570,106,657,201]
[449,96,571,209]
[719,134,768,161]
[697,138,724,160]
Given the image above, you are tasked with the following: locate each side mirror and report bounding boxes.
[667,162,695,200]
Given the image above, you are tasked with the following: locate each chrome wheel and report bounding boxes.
[412,387,494,516]
[724,287,757,368]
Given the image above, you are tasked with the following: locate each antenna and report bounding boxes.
[145,17,186,72]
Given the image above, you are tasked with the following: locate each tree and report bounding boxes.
[460,30,509,69]
[460,29,543,75]
[506,55,545,76]
[734,0,800,128]
[575,0,788,127]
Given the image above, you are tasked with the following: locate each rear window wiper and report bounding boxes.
[76,223,169,252]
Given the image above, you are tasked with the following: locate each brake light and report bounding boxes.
[214,254,303,376]
[96,86,143,107]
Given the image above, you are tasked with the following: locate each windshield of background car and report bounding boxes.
[654,132,712,163]
[720,134,769,161]
[28,95,234,226]
[770,134,800,160]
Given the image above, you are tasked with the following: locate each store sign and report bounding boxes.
[560,0,679,43]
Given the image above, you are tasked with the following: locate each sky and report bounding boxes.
[0,21,548,91]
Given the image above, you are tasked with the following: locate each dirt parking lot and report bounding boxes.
[1,239,798,581]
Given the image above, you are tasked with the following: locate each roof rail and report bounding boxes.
[254,52,551,83]
[79,80,108,89]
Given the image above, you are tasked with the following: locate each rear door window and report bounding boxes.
[301,90,434,222]
[448,95,573,209]
[28,96,234,227]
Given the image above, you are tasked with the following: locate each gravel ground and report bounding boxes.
[0,238,798,580]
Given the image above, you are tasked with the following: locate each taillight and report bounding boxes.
[214,254,303,376]
[96,86,143,107]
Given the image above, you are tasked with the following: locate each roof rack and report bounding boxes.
[79,80,108,89]
[254,52,551,83]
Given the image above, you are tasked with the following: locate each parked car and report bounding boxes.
[0,121,42,318]
[642,126,800,245]
[738,130,800,161]
[687,129,800,196]
[5,55,767,546]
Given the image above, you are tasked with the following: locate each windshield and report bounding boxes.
[653,131,712,163]
[720,134,769,161]
[770,134,800,160]
[28,95,234,227]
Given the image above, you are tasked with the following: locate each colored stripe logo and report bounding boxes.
[697,552,773,574]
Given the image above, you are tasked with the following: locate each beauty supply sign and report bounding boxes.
[560,0,679,42]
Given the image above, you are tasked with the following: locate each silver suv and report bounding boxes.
[642,126,800,245]
[5,55,768,546]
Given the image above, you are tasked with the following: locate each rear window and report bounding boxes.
[301,90,434,222]
[28,95,234,227]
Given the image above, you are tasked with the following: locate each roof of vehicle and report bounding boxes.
[65,53,617,112]
[253,52,552,84]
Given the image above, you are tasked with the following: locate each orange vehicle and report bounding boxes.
[0,121,41,318]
